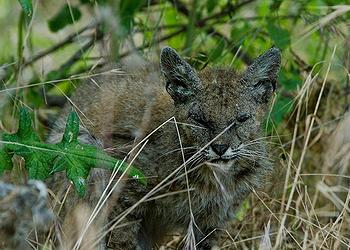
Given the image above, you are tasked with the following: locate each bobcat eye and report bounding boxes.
[189,112,209,128]
[237,113,250,123]
[192,116,207,127]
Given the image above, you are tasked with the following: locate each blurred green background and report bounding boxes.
[1,0,350,248]
[1,0,348,136]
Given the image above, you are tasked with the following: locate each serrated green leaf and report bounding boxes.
[53,111,146,197]
[18,108,40,142]
[1,107,145,198]
[71,176,87,197]
[48,4,82,32]
[62,111,79,144]
[1,108,55,179]
[0,148,13,175]
[26,150,55,179]
[52,156,66,173]
[18,0,33,17]
[54,139,147,197]
[2,108,40,156]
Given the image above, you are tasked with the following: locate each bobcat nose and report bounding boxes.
[211,144,229,156]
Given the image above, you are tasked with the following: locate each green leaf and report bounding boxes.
[18,0,33,17]
[267,21,290,50]
[80,0,107,4]
[18,108,40,142]
[79,0,92,4]
[48,4,82,32]
[62,111,79,144]
[189,52,209,70]
[270,0,283,11]
[209,39,226,62]
[119,0,143,32]
[206,0,216,14]
[26,89,44,108]
[271,95,293,126]
[236,198,250,221]
[279,66,301,91]
[2,108,54,179]
[0,148,13,175]
[0,108,146,198]
[26,150,56,180]
[52,112,146,196]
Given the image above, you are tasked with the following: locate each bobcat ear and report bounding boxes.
[160,46,201,103]
[244,47,281,103]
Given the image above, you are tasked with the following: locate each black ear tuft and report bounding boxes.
[243,47,281,102]
[160,46,184,73]
[160,47,201,103]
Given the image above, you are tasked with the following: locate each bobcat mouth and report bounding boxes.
[210,158,231,163]
[206,158,233,172]
[209,156,236,164]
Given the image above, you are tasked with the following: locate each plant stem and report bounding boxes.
[184,0,198,55]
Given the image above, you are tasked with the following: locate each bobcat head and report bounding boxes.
[160,47,281,174]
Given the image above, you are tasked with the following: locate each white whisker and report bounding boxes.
[157,146,199,159]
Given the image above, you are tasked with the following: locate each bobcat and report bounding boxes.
[48,46,281,249]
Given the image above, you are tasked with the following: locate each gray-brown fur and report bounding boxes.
[48,47,281,249]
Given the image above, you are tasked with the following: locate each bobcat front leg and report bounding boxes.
[107,206,152,250]
[193,227,221,250]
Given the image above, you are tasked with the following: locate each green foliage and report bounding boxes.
[208,39,226,62]
[1,0,348,137]
[0,1,349,247]
[268,94,293,131]
[235,198,250,221]
[0,149,12,175]
[2,108,53,179]
[79,0,108,5]
[17,0,32,17]
[119,0,144,33]
[0,108,146,197]
[279,66,301,91]
[267,21,290,50]
[79,0,93,4]
[1,0,349,190]
[270,0,283,11]
[206,0,216,14]
[48,4,82,32]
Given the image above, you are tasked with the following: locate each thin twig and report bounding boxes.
[168,0,255,64]
[24,22,99,67]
